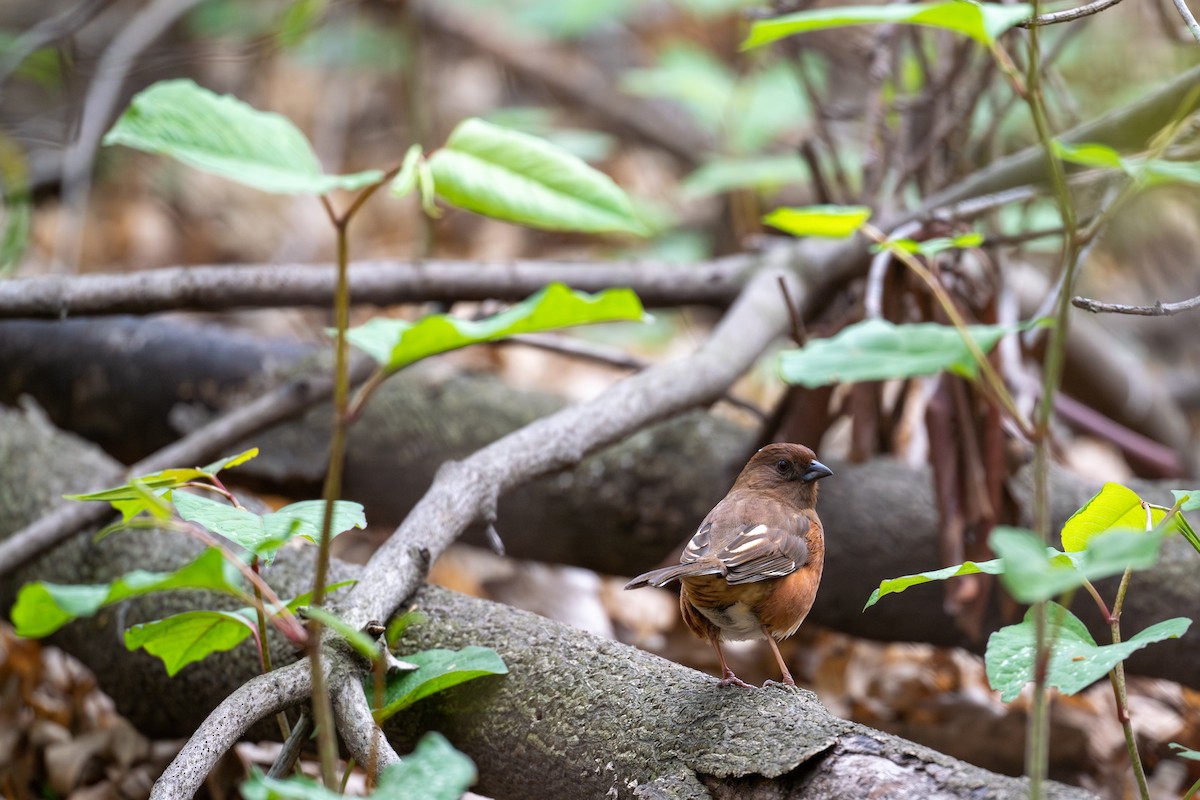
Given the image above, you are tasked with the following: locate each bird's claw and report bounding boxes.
[717,672,755,688]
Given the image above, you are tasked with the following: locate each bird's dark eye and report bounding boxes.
[775,459,790,475]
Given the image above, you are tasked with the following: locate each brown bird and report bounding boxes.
[625,443,832,688]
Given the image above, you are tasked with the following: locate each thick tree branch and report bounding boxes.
[151,661,312,800]
[379,585,1093,799]
[329,664,402,780]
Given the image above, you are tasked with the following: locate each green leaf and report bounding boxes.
[1140,159,1200,186]
[1061,483,1159,552]
[985,602,1189,702]
[1052,140,1126,171]
[202,447,260,474]
[416,157,439,217]
[301,606,377,660]
[681,155,809,198]
[347,283,647,371]
[620,43,736,135]
[66,449,260,521]
[779,318,1034,387]
[242,733,475,800]
[1051,140,1200,188]
[1169,743,1200,762]
[375,732,476,800]
[11,548,243,638]
[743,2,1034,49]
[728,62,807,155]
[390,144,423,199]
[878,231,984,257]
[428,118,648,235]
[102,79,382,195]
[373,646,508,722]
[864,554,1009,609]
[124,610,255,676]
[173,493,365,563]
[763,205,871,239]
[386,609,428,648]
[1171,489,1200,512]
[241,770,340,800]
[992,526,1163,604]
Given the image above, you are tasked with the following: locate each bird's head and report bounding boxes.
[735,442,833,506]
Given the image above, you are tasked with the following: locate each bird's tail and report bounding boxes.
[625,561,724,590]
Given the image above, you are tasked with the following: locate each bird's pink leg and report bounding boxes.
[711,638,753,688]
[762,626,796,687]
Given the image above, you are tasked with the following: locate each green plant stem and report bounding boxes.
[178,524,306,643]
[250,556,293,742]
[308,168,401,790]
[307,201,354,789]
[1107,565,1151,800]
[1184,777,1200,800]
[1019,0,1081,791]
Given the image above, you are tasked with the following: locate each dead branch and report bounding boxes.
[1072,292,1200,316]
[0,257,751,318]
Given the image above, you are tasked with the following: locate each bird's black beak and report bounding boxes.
[802,460,833,482]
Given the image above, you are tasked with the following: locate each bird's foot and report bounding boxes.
[717,671,754,689]
[763,677,798,689]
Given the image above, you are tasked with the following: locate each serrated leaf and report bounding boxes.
[992,526,1163,604]
[11,548,243,638]
[779,318,1036,387]
[1061,483,1176,552]
[763,205,871,239]
[681,155,809,197]
[124,610,255,676]
[743,2,1034,49]
[347,283,647,371]
[102,79,381,195]
[173,493,365,563]
[428,118,648,235]
[985,601,1189,702]
[373,646,508,722]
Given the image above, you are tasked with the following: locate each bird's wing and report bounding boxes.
[681,494,811,585]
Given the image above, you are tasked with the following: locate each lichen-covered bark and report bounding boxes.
[387,586,1091,800]
[0,404,1098,798]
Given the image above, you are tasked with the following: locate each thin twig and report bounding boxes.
[1072,293,1200,316]
[1018,0,1126,27]
[777,275,808,346]
[1172,0,1200,41]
